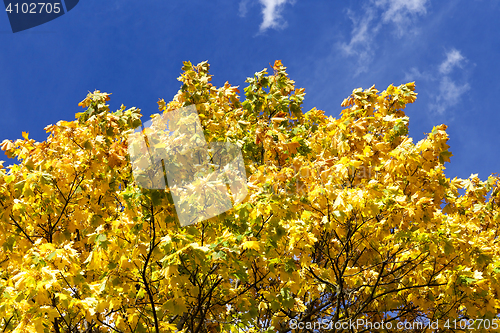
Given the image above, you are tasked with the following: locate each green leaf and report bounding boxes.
[47,251,57,261]
[96,234,107,243]
[5,175,15,183]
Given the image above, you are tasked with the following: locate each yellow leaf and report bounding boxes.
[157,98,167,111]
[395,195,406,204]
[350,160,362,168]
[285,142,301,154]
[242,241,260,251]
[109,298,121,310]
[419,140,433,151]
[0,139,14,151]
[96,300,108,313]
[34,318,44,333]
[333,194,345,209]
[258,302,268,311]
[271,117,286,123]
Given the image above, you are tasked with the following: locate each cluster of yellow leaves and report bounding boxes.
[0,60,499,333]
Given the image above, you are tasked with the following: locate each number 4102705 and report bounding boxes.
[5,3,62,14]
[444,318,499,330]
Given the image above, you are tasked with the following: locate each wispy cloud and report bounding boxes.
[338,7,379,75]
[432,49,470,115]
[239,0,295,32]
[406,49,470,115]
[374,0,429,31]
[433,76,470,115]
[439,49,465,75]
[239,0,251,17]
[259,0,295,31]
[339,0,429,74]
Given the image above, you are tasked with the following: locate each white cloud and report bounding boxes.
[258,0,295,31]
[338,8,379,75]
[239,0,251,17]
[238,0,295,31]
[340,9,375,56]
[374,0,429,27]
[339,0,429,75]
[432,76,470,115]
[439,49,465,74]
[404,67,428,82]
[404,50,470,115]
[424,49,470,115]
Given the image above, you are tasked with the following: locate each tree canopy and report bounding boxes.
[1,60,500,332]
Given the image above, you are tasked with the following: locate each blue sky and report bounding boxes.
[1,0,499,182]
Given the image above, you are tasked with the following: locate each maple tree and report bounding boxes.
[1,60,500,333]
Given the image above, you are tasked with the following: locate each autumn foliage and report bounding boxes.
[1,60,500,332]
